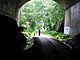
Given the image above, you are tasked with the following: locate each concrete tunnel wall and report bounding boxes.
[64,2,80,37]
[0,0,29,20]
[0,0,18,20]
[54,0,80,10]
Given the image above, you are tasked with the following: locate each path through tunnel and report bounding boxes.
[0,0,80,60]
[23,36,73,60]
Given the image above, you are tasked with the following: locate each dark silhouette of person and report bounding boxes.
[38,29,41,36]
[0,15,27,60]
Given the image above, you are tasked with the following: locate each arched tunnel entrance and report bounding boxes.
[0,0,80,60]
[18,0,65,41]
[18,0,66,52]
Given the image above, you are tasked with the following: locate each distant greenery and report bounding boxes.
[19,0,64,34]
[44,30,71,41]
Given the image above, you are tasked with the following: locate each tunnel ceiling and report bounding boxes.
[4,0,79,9]
[54,0,80,9]
[17,0,80,9]
[17,0,30,8]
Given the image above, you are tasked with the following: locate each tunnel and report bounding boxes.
[0,0,80,60]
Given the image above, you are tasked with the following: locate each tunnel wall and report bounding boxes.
[0,0,29,20]
[64,2,80,37]
[0,0,18,20]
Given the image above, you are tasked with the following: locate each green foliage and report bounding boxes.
[22,30,36,50]
[47,30,71,41]
[19,16,27,27]
[19,0,64,32]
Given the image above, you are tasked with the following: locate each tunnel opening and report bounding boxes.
[17,0,75,50]
[18,0,68,43]
[0,0,80,60]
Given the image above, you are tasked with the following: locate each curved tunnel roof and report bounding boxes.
[17,0,80,9]
[54,0,80,9]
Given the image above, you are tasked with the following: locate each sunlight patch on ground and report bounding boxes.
[34,33,52,38]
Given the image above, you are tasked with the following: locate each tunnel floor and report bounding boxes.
[24,37,73,60]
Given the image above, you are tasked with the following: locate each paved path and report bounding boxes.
[25,36,73,60]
